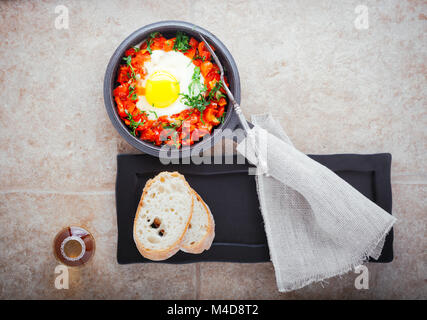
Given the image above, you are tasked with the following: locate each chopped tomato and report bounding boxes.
[189,37,198,48]
[211,64,219,74]
[200,61,213,77]
[132,51,150,68]
[217,106,225,117]
[198,42,206,54]
[207,79,217,90]
[114,97,127,118]
[203,107,220,125]
[132,112,144,122]
[200,50,211,61]
[151,36,166,51]
[117,66,130,83]
[218,97,227,107]
[192,58,203,67]
[157,115,169,123]
[127,104,135,114]
[198,42,211,61]
[140,42,148,50]
[125,47,138,57]
[184,47,196,60]
[123,100,136,112]
[206,70,220,82]
[136,86,145,95]
[163,39,174,51]
[113,84,128,99]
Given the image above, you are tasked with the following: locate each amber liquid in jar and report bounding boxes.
[53,226,95,267]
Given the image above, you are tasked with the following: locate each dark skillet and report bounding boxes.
[104,21,241,159]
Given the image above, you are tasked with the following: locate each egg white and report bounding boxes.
[136,50,204,120]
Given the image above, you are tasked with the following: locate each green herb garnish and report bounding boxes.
[182,110,194,123]
[125,110,145,136]
[179,67,210,124]
[163,122,180,130]
[218,113,226,124]
[161,121,181,148]
[180,93,209,125]
[149,110,158,119]
[146,32,160,54]
[171,131,181,148]
[173,31,191,53]
[122,55,136,79]
[128,85,137,101]
[187,54,206,67]
[207,80,224,101]
[188,67,205,96]
[192,54,206,61]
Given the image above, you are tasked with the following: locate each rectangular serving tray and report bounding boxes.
[116,153,393,264]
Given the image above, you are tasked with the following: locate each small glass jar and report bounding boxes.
[53,226,95,267]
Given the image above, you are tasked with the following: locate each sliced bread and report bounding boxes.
[133,171,194,261]
[180,190,215,254]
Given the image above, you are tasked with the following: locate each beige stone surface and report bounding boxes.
[0,0,425,299]
[0,192,196,299]
[198,184,427,300]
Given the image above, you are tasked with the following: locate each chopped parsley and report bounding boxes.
[163,122,180,130]
[146,32,160,54]
[192,54,206,61]
[180,93,209,125]
[170,131,181,148]
[218,112,226,124]
[188,67,205,97]
[182,110,194,122]
[179,67,211,124]
[125,110,145,136]
[148,110,158,119]
[173,31,191,53]
[161,121,181,148]
[207,80,225,101]
[128,85,137,101]
[122,55,136,79]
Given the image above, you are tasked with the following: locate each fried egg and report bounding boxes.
[136,50,204,120]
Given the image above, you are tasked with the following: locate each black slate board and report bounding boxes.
[116,153,393,264]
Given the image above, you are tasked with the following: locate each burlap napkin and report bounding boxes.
[236,113,396,292]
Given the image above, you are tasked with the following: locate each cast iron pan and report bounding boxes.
[104,21,241,159]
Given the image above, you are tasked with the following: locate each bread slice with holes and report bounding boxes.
[133,171,194,261]
[180,190,215,254]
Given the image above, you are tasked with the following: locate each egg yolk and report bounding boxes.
[145,71,180,108]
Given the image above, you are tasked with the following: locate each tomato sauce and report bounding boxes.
[113,32,229,148]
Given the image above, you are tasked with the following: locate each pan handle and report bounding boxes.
[219,111,254,144]
[227,110,254,131]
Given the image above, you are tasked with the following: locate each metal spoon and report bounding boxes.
[198,34,268,174]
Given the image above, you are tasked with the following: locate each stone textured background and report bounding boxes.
[0,0,425,299]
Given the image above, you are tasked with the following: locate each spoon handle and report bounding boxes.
[198,34,268,174]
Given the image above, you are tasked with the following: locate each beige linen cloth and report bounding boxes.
[236,113,396,292]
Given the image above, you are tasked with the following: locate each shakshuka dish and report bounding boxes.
[113,31,229,148]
